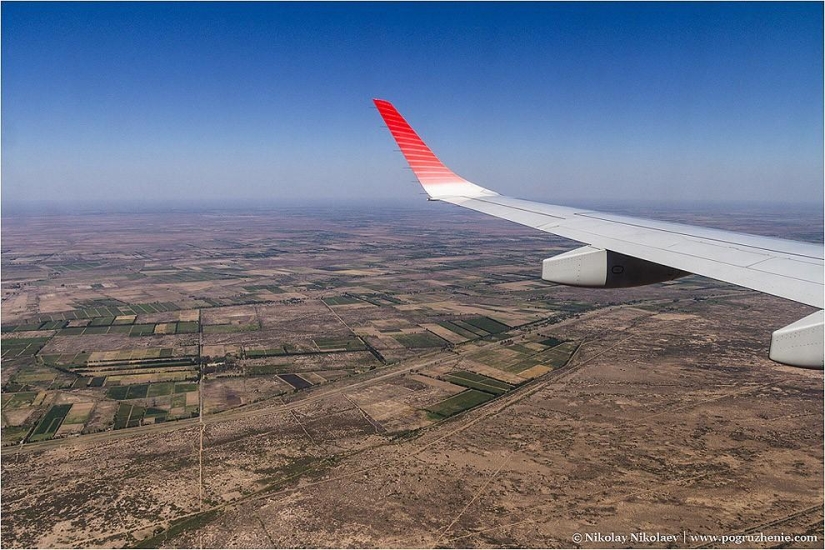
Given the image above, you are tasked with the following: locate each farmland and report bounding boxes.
[1,204,822,548]
[1,207,586,447]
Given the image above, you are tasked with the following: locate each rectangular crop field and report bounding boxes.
[2,426,29,446]
[451,320,489,337]
[63,402,94,424]
[106,386,129,400]
[127,324,156,336]
[1,337,51,358]
[203,324,257,334]
[126,384,149,399]
[322,296,362,306]
[246,347,288,358]
[39,320,68,330]
[244,284,284,294]
[278,374,312,390]
[147,382,175,397]
[539,336,566,348]
[89,317,115,327]
[313,337,366,351]
[28,404,73,442]
[425,389,495,419]
[393,331,448,349]
[437,321,479,340]
[2,391,39,409]
[113,315,137,325]
[113,403,146,429]
[442,371,513,396]
[464,316,510,334]
[176,321,199,334]
[533,341,578,368]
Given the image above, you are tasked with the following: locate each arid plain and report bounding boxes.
[1,203,822,548]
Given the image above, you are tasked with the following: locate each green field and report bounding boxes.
[322,296,362,306]
[71,377,91,389]
[436,321,479,340]
[359,293,402,305]
[89,317,115,327]
[246,364,291,375]
[10,366,57,387]
[55,324,138,337]
[108,381,197,400]
[426,389,495,419]
[113,403,147,429]
[106,386,129,400]
[243,284,284,294]
[127,384,150,399]
[41,352,91,368]
[28,404,73,442]
[2,426,30,446]
[313,337,366,351]
[246,347,288,358]
[176,322,199,334]
[539,337,566,347]
[442,371,513,396]
[393,331,448,349]
[15,302,179,327]
[1,324,42,333]
[39,320,69,330]
[499,340,579,373]
[147,382,175,397]
[463,316,510,334]
[64,404,93,425]
[2,391,39,410]
[540,341,579,367]
[129,324,157,337]
[144,407,168,420]
[1,337,51,358]
[451,320,489,337]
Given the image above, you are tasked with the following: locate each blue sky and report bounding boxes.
[2,2,822,208]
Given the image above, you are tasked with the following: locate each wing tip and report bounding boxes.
[373,97,498,200]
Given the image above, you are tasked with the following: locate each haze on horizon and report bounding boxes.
[2,2,823,209]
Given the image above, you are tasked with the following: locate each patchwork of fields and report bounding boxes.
[1,209,592,448]
[1,207,822,548]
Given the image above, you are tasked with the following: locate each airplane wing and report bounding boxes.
[373,99,824,368]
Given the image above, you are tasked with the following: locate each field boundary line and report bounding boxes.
[431,450,511,548]
[343,393,385,433]
[254,509,276,547]
[289,409,318,446]
[692,503,824,549]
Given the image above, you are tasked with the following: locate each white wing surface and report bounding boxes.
[374,99,824,368]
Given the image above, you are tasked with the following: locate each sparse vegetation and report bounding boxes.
[2,205,820,548]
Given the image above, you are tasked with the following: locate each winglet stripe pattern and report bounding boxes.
[373,99,466,187]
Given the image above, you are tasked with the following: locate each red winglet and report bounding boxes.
[374,99,497,199]
[373,99,466,188]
